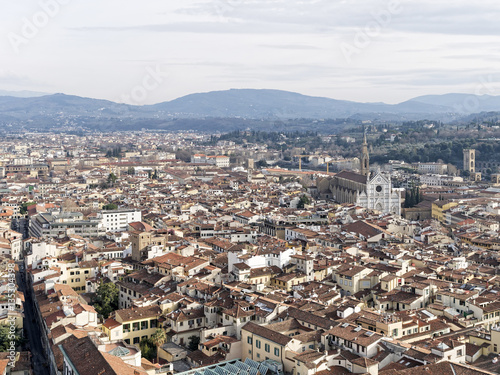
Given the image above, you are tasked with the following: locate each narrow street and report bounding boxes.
[17,266,51,375]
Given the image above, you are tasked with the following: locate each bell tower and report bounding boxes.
[360,132,370,176]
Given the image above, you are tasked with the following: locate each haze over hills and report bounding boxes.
[0,90,50,98]
[1,89,500,131]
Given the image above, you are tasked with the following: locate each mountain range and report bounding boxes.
[1,89,500,131]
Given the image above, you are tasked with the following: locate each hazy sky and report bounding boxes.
[1,0,500,104]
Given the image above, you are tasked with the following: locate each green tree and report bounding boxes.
[93,282,119,318]
[139,338,156,362]
[256,159,268,168]
[107,173,118,187]
[102,203,118,210]
[151,328,167,364]
[127,166,135,175]
[20,201,36,215]
[297,194,310,209]
[175,150,191,162]
[0,325,25,351]
[404,186,423,208]
[188,335,200,351]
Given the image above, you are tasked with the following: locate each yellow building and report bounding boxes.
[241,321,303,373]
[271,272,307,292]
[114,305,162,345]
[248,267,274,286]
[431,200,458,222]
[60,261,98,294]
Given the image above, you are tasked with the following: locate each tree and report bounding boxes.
[404,186,423,208]
[107,173,118,187]
[188,335,200,351]
[139,338,156,362]
[151,328,167,364]
[256,159,268,168]
[0,325,25,351]
[127,166,135,175]
[297,194,310,209]
[20,201,36,215]
[102,203,118,210]
[93,282,119,318]
[175,150,191,162]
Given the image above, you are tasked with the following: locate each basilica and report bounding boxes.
[317,134,401,216]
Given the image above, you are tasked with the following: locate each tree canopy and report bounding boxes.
[92,282,119,318]
[0,325,25,351]
[297,194,310,209]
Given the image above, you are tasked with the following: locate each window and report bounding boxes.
[457,349,463,356]
[133,337,140,344]
[274,347,279,356]
[133,322,139,331]
[256,340,261,349]
[150,319,157,328]
[247,337,252,345]
[141,321,148,330]
[265,344,270,353]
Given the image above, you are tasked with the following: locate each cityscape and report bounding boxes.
[2,1,500,375]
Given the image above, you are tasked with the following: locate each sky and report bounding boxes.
[1,0,500,105]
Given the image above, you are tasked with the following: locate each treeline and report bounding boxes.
[371,139,500,165]
[404,186,424,208]
[105,147,122,157]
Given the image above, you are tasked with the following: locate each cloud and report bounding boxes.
[1,0,500,104]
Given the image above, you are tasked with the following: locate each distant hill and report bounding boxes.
[408,93,500,113]
[147,89,453,119]
[1,89,500,131]
[0,94,137,120]
[0,90,50,98]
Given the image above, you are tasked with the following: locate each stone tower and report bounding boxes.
[463,149,475,173]
[360,132,370,176]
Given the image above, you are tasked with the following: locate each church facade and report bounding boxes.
[357,171,401,216]
[316,135,401,216]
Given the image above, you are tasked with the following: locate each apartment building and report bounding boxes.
[100,209,142,232]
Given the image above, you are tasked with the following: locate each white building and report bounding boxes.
[413,162,448,174]
[207,155,230,168]
[357,171,402,216]
[191,154,207,163]
[0,229,23,261]
[420,174,463,187]
[100,209,142,232]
